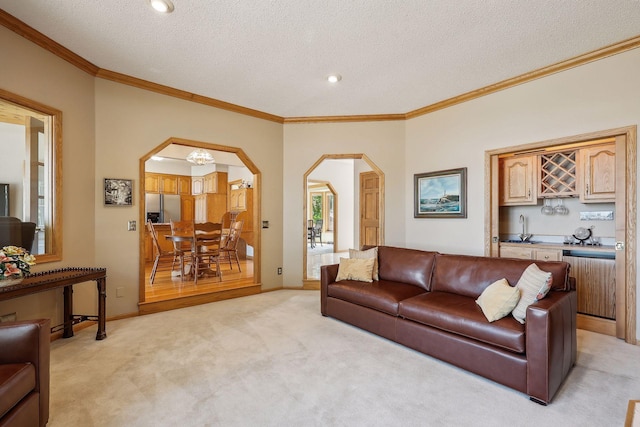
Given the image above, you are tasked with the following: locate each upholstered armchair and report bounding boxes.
[0,319,50,427]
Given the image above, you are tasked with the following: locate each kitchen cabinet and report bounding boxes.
[499,156,537,206]
[204,172,228,194]
[145,173,189,195]
[194,194,226,223]
[563,255,616,319]
[230,188,250,210]
[499,245,562,261]
[579,144,616,203]
[145,173,160,193]
[539,151,577,198]
[160,175,178,194]
[180,195,194,221]
[177,176,191,195]
[192,177,204,195]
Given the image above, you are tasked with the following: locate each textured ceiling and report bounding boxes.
[1,1,640,118]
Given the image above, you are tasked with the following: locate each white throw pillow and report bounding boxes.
[335,257,375,283]
[511,263,553,324]
[349,247,379,280]
[476,278,521,322]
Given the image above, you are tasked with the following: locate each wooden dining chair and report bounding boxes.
[170,220,195,277]
[193,222,223,283]
[220,220,244,271]
[147,220,184,284]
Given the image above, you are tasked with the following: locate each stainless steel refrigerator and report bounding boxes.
[145,194,181,223]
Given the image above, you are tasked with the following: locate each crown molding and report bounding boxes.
[405,34,640,120]
[0,8,99,75]
[96,69,284,124]
[2,8,639,124]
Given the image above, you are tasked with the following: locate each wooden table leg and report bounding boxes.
[63,285,74,338]
[96,277,107,340]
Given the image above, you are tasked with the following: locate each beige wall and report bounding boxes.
[282,121,406,285]
[94,80,284,315]
[405,47,640,338]
[2,23,639,339]
[0,26,96,323]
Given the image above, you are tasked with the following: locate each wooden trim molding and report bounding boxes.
[96,69,284,124]
[406,35,640,120]
[0,9,99,75]
[138,137,263,304]
[3,9,639,124]
[302,154,385,281]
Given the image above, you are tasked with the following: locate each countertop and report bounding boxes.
[500,241,616,254]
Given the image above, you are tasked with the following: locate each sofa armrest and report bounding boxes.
[320,264,339,316]
[0,319,50,426]
[525,290,577,404]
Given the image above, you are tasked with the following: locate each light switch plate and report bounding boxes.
[128,220,136,231]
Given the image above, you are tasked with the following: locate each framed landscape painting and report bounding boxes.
[414,167,467,218]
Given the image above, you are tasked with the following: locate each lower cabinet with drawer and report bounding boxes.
[499,245,562,261]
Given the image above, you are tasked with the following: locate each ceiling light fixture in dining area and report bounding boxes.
[148,0,175,13]
[186,148,215,165]
[327,74,342,83]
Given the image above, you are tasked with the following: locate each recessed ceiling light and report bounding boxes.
[327,74,342,83]
[150,155,164,161]
[148,0,174,13]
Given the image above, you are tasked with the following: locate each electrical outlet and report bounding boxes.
[128,220,136,231]
[116,287,124,298]
[277,267,282,275]
[0,312,17,322]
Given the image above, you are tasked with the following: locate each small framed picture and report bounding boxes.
[414,168,467,218]
[104,178,133,206]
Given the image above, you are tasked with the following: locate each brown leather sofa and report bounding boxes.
[0,319,50,427]
[321,246,577,405]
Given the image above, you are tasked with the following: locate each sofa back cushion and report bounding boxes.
[431,254,571,298]
[377,246,437,291]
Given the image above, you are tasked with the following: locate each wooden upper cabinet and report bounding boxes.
[204,172,228,194]
[192,177,204,195]
[160,175,178,194]
[177,176,191,195]
[145,173,160,193]
[499,155,537,206]
[539,151,577,198]
[579,144,616,203]
[145,173,189,195]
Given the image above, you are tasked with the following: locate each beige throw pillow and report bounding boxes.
[349,247,379,280]
[336,257,375,283]
[476,278,521,322]
[511,263,554,324]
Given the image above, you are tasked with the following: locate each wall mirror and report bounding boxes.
[0,89,62,263]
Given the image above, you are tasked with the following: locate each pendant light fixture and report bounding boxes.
[186,148,215,165]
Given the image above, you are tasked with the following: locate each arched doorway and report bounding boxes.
[138,137,262,313]
[303,154,384,287]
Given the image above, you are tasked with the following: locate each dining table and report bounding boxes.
[164,228,222,279]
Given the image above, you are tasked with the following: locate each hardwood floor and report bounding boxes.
[140,258,259,314]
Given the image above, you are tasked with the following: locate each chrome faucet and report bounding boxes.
[518,214,532,242]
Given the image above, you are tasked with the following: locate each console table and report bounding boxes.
[0,267,107,340]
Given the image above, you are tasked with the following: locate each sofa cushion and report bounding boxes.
[399,292,526,353]
[476,278,521,322]
[377,246,437,291]
[336,257,375,283]
[328,280,427,316]
[0,363,36,418]
[431,254,571,298]
[511,263,553,324]
[349,247,379,280]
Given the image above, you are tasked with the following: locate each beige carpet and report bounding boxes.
[48,290,640,426]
